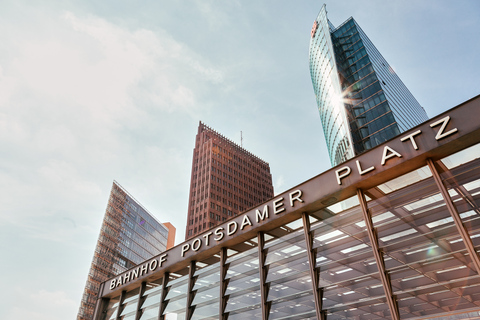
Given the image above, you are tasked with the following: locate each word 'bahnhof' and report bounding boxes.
[94,96,480,320]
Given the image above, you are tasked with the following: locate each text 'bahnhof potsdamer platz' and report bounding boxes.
[93,95,480,320]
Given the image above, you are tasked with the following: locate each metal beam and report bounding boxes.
[357,188,400,320]
[92,297,109,320]
[427,158,480,275]
[158,272,170,320]
[302,212,326,320]
[219,247,229,320]
[185,261,197,320]
[115,290,127,320]
[257,232,270,320]
[134,282,147,320]
[100,97,480,299]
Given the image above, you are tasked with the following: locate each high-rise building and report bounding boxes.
[94,95,480,320]
[309,5,428,166]
[186,122,274,240]
[77,181,176,320]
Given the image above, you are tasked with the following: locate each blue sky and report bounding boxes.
[0,1,479,319]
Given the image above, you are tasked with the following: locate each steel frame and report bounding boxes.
[428,158,480,274]
[357,188,400,320]
[302,212,326,320]
[257,232,270,320]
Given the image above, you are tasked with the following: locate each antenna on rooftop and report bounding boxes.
[241,131,243,148]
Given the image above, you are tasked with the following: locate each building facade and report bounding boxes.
[309,5,428,166]
[93,96,480,320]
[78,181,176,320]
[185,122,274,240]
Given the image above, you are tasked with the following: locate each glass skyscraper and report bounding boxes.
[92,96,480,320]
[77,181,176,320]
[309,5,428,166]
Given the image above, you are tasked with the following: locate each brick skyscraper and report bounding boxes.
[186,122,274,240]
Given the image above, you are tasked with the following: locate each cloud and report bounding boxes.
[5,289,77,320]
[5,11,222,121]
[0,10,227,318]
[0,9,223,243]
[274,175,285,194]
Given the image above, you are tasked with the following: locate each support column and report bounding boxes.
[257,232,270,320]
[219,248,229,320]
[186,261,197,320]
[134,282,147,320]
[92,282,108,320]
[158,272,170,320]
[427,158,480,274]
[92,297,110,320]
[357,189,400,320]
[302,212,326,320]
[115,290,127,320]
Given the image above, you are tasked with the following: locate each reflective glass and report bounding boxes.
[118,287,140,319]
[162,269,189,320]
[191,257,221,320]
[309,5,428,165]
[139,278,163,320]
[264,218,316,319]
[103,296,120,320]
[224,238,262,319]
[310,196,388,319]
[366,165,479,319]
[437,144,480,307]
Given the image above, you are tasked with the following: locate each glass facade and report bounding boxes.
[94,98,480,320]
[78,181,175,320]
[309,5,428,166]
[309,6,354,166]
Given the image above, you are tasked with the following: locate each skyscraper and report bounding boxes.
[94,97,480,320]
[309,5,428,166]
[77,181,176,320]
[186,122,274,240]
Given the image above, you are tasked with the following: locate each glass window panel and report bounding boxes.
[103,296,120,320]
[377,166,432,194]
[139,278,163,320]
[263,219,315,319]
[437,147,480,290]
[441,142,480,170]
[327,195,359,213]
[191,256,221,320]
[366,163,480,319]
[224,238,261,319]
[119,287,140,317]
[162,269,189,320]
[140,304,160,320]
[310,197,387,319]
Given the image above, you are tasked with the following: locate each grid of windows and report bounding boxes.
[309,5,354,166]
[186,122,274,240]
[309,5,428,166]
[96,139,480,320]
[78,181,172,320]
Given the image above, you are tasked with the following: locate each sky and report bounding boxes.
[0,1,479,319]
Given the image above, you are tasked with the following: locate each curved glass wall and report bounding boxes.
[309,5,354,166]
[309,5,428,165]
